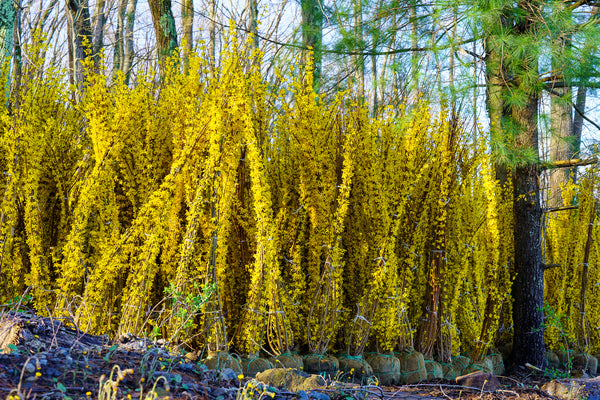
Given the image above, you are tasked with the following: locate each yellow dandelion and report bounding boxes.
[238,374,244,380]
[35,372,42,378]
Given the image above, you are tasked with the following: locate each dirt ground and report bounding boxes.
[0,311,597,400]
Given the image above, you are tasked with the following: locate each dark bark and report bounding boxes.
[512,165,545,367]
[511,94,545,368]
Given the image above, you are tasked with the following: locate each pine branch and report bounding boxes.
[540,157,598,170]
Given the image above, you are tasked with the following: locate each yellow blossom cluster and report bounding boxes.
[0,36,596,358]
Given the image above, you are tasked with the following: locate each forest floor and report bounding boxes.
[0,311,597,400]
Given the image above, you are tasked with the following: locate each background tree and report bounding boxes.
[148,0,178,78]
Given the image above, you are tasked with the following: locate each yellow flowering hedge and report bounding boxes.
[0,36,596,358]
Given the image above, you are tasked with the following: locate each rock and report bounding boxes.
[456,371,500,392]
[0,318,21,353]
[396,348,426,384]
[547,350,560,369]
[219,368,239,381]
[297,390,310,400]
[307,391,330,400]
[542,380,584,399]
[424,359,443,380]
[24,362,36,374]
[255,368,326,392]
[185,351,199,362]
[211,387,229,398]
[572,354,598,375]
[0,313,106,353]
[367,352,401,386]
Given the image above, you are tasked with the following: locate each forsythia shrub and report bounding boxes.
[0,36,596,359]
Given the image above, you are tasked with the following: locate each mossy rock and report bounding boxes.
[202,351,242,373]
[440,362,458,380]
[367,353,401,386]
[269,353,304,369]
[486,354,505,376]
[424,359,443,380]
[303,354,339,377]
[241,356,274,378]
[546,350,560,370]
[396,348,426,384]
[572,353,598,375]
[255,368,326,391]
[338,355,374,383]
[452,355,471,375]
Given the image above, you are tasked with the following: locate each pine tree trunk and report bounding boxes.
[511,97,545,368]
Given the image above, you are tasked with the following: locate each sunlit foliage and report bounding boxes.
[0,36,595,358]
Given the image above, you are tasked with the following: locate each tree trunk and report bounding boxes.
[485,37,508,184]
[181,0,193,74]
[548,83,573,208]
[484,0,545,368]
[511,93,545,368]
[208,0,217,79]
[410,0,419,101]
[148,0,178,79]
[301,0,323,91]
[66,0,93,87]
[91,0,107,57]
[0,0,14,73]
[122,0,137,84]
[113,0,126,75]
[245,0,258,49]
[354,0,364,98]
[548,14,573,208]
